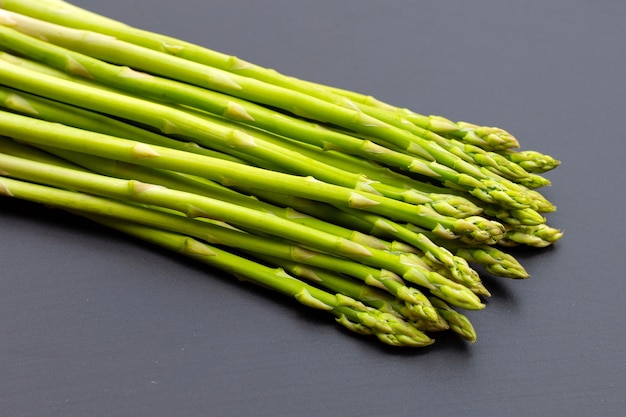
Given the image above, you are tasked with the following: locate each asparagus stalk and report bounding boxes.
[0,168,445,316]
[0,14,550,212]
[0,79,439,209]
[0,53,486,221]
[291,82,520,152]
[498,149,561,174]
[239,187,491,295]
[82,213,435,347]
[0,48,402,202]
[55,142,490,297]
[0,0,563,349]
[0,150,373,262]
[453,246,529,279]
[263,246,475,341]
[249,254,431,322]
[1,42,442,204]
[427,297,477,342]
[403,228,531,278]
[0,145,486,311]
[0,11,451,154]
[0,141,475,329]
[0,110,507,243]
[499,224,564,248]
[0,0,519,152]
[0,51,455,192]
[1,136,398,255]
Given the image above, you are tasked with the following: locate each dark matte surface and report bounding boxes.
[1,1,625,416]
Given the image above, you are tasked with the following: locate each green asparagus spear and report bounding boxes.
[0,140,482,308]
[0,0,520,152]
[84,213,436,347]
[0,14,549,211]
[0,146,484,311]
[0,168,445,316]
[498,149,561,174]
[0,109,506,242]
[499,224,564,248]
[0,0,563,350]
[428,297,477,342]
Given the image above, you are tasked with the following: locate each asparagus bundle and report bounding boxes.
[0,1,561,347]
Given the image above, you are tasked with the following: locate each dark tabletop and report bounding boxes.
[1,1,625,416]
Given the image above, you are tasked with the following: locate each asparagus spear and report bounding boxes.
[0,145,486,311]
[248,254,429,322]
[0,48,400,202]
[3,133,481,322]
[0,14,549,212]
[0,11,451,154]
[0,167,445,316]
[0,0,563,349]
[0,0,519,152]
[0,110,506,243]
[402,228,531,278]
[257,250,474,341]
[38,138,489,296]
[0,135,397,255]
[105,224,434,347]
[0,79,443,209]
[498,149,561,174]
[0,41,457,207]
[453,246,529,279]
[0,55,486,222]
[82,212,436,347]
[427,297,477,342]
[499,224,564,248]
[0,51,452,190]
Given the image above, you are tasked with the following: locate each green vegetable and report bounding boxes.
[0,16,554,212]
[0,0,521,153]
[0,2,562,347]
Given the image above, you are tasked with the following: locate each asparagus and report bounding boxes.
[0,14,550,212]
[257,192,532,279]
[0,147,470,341]
[0,0,520,152]
[0,51,446,187]
[2,136,398,254]
[87,151,489,296]
[80,214,435,347]
[1,42,445,205]
[0,145,487,311]
[0,110,508,244]
[0,58,484,220]
[414,232,528,278]
[257,255,479,337]
[0,150,372,262]
[454,246,529,279]
[251,255,430,321]
[291,83,520,151]
[227,182,490,284]
[0,80,436,209]
[0,167,445,315]
[0,11,454,153]
[0,104,504,290]
[481,204,546,226]
[0,48,404,201]
[427,297,477,342]
[499,224,564,248]
[0,0,564,348]
[498,149,561,174]
[441,140,551,189]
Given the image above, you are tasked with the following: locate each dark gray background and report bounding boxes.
[1,1,624,416]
